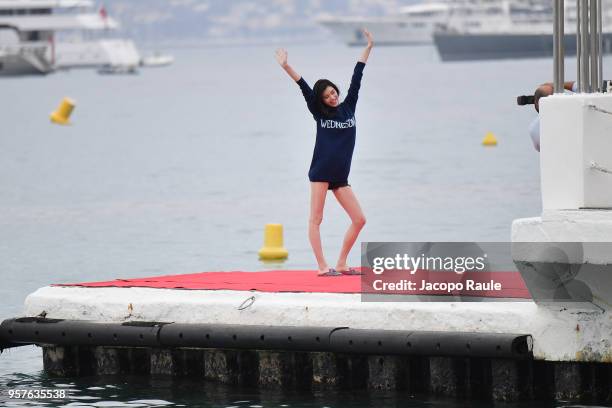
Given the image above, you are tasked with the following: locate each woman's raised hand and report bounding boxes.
[276,48,301,81]
[358,29,374,63]
[275,48,288,67]
[363,29,374,49]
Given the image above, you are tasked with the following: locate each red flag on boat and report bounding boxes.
[99,4,109,29]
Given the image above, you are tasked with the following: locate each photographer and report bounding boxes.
[523,81,576,152]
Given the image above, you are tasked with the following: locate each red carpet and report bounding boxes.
[56,270,361,293]
[55,269,531,298]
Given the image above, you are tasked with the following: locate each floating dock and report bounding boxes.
[1,269,611,403]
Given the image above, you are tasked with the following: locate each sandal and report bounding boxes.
[338,268,362,275]
[318,268,342,277]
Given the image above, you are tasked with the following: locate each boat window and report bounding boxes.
[0,62,3,71]
[27,31,40,41]
[412,22,426,28]
[31,8,51,15]
[0,9,13,15]
[489,7,503,13]
[413,11,434,17]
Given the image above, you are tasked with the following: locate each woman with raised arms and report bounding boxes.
[275,29,374,276]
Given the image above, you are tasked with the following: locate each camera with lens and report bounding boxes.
[516,95,535,106]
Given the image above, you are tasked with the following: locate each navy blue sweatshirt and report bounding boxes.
[297,61,365,183]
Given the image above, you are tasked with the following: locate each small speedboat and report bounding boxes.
[97,64,138,75]
[140,53,174,68]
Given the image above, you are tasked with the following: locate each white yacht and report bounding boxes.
[316,1,451,46]
[433,0,612,61]
[0,0,140,75]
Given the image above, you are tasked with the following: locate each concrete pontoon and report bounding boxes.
[0,268,611,402]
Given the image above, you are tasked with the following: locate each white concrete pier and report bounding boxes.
[22,285,612,362]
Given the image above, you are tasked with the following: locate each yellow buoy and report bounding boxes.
[50,97,76,125]
[482,132,498,146]
[258,223,289,260]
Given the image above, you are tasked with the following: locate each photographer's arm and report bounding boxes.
[564,81,576,91]
[537,81,575,92]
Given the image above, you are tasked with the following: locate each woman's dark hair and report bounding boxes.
[313,79,340,118]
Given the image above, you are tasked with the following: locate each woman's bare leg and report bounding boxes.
[309,182,330,274]
[333,186,366,271]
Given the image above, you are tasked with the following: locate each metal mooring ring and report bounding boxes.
[237,296,256,310]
